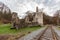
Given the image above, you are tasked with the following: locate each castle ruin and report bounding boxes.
[11,6,43,29]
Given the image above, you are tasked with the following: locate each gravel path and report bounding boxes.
[39,27,53,40]
[53,26,60,36]
[18,27,46,40]
[18,26,60,40]
[52,26,60,39]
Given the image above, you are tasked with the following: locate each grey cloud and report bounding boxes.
[0,0,60,17]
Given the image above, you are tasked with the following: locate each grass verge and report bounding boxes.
[0,24,41,34]
[0,24,41,40]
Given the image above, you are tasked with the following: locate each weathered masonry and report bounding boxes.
[33,7,43,26]
[11,6,43,29]
[25,6,43,26]
[11,12,20,29]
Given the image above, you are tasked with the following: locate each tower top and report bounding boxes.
[36,6,38,12]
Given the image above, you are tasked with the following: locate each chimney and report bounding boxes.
[36,6,38,12]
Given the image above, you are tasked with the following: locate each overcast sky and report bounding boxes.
[0,0,60,18]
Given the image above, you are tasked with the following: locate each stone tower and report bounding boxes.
[34,6,43,26]
[11,12,18,28]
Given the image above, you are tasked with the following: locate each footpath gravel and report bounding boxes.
[53,26,60,36]
[18,27,46,40]
[52,26,60,39]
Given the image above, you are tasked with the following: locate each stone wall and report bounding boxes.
[11,7,43,30]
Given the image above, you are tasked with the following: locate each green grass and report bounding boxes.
[57,27,60,30]
[0,24,42,40]
[0,24,41,35]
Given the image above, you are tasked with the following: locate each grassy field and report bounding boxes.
[57,26,60,30]
[0,24,41,35]
[0,24,42,40]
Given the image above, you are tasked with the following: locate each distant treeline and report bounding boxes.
[0,9,60,25]
[43,12,60,25]
[0,10,12,24]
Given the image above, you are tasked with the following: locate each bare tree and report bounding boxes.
[54,10,60,25]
